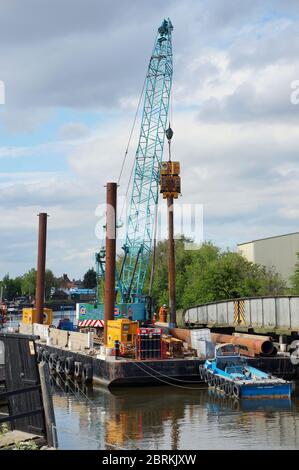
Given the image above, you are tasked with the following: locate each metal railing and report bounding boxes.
[183,296,299,331]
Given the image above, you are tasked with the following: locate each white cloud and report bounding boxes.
[67,118,137,183]
[1,0,299,278]
[58,122,90,140]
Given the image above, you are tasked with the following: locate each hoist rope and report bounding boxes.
[117,33,159,222]
[117,74,147,187]
[118,75,147,223]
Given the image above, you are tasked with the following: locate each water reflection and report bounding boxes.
[51,379,299,450]
[206,388,293,412]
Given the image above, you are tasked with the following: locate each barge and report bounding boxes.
[36,344,202,387]
[37,342,299,387]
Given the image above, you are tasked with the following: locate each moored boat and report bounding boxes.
[199,343,293,399]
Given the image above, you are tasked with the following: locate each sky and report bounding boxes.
[0,0,299,279]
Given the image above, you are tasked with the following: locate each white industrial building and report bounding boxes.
[237,232,299,285]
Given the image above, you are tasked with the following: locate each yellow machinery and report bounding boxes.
[160,161,181,199]
[22,307,53,325]
[107,319,138,349]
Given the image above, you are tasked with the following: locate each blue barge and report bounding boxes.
[199,344,293,399]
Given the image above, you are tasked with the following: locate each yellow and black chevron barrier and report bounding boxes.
[234,300,246,325]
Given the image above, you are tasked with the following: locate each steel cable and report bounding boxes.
[117,75,147,187]
[40,354,138,449]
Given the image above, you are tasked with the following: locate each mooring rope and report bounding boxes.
[40,354,138,450]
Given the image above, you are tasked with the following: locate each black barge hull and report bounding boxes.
[42,345,202,386]
[41,345,299,387]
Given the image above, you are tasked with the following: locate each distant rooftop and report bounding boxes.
[238,231,299,246]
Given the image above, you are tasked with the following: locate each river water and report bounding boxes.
[4,312,299,449]
[52,380,299,450]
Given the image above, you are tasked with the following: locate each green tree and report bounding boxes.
[290,252,299,293]
[83,268,97,289]
[143,239,286,310]
[45,270,58,298]
[144,237,214,309]
[182,249,286,307]
[100,238,286,310]
[1,274,22,301]
[21,269,36,297]
[21,268,57,300]
[252,265,286,296]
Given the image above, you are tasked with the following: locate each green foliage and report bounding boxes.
[144,240,286,310]
[45,270,58,298]
[21,268,36,297]
[1,274,22,300]
[1,269,57,301]
[290,252,299,293]
[0,423,9,435]
[12,440,39,450]
[0,424,39,450]
[21,268,57,299]
[83,268,97,289]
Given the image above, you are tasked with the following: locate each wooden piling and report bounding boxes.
[38,361,57,448]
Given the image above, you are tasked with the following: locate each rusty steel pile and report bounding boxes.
[170,328,276,357]
[210,333,275,357]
